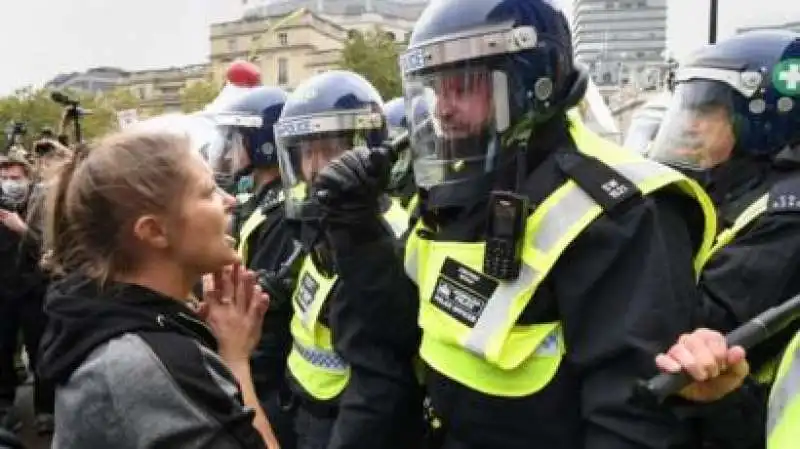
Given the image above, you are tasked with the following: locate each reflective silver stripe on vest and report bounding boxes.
[407,160,679,358]
[405,245,419,283]
[293,342,348,372]
[534,160,677,253]
[385,215,408,238]
[767,345,800,436]
[463,264,541,355]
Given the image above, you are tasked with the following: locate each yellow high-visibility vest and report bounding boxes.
[286,198,410,400]
[767,331,800,449]
[403,119,717,397]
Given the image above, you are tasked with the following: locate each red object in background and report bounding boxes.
[226,60,262,87]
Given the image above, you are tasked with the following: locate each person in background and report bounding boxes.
[0,153,54,434]
[36,129,279,449]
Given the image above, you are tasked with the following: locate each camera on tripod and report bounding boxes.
[10,122,26,137]
[4,121,27,152]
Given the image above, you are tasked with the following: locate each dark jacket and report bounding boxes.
[692,155,800,449]
[38,275,266,449]
[0,185,45,301]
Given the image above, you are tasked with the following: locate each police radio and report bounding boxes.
[484,191,528,281]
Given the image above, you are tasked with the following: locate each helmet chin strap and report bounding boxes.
[554,68,589,116]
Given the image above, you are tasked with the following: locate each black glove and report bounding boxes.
[311,146,395,250]
[312,146,394,216]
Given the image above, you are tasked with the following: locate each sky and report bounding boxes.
[0,0,238,95]
[665,0,800,61]
[0,0,798,95]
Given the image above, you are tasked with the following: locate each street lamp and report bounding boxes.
[709,0,718,44]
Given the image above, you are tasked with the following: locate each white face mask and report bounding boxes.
[1,179,30,207]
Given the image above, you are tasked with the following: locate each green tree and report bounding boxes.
[101,88,140,111]
[180,80,222,113]
[338,27,403,100]
[0,87,122,150]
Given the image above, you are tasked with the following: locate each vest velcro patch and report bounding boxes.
[768,177,800,213]
[295,272,319,313]
[558,153,641,211]
[430,258,498,327]
[260,188,284,213]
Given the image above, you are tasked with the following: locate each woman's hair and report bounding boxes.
[43,130,194,283]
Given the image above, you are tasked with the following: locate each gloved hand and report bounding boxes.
[311,146,395,250]
[312,147,394,212]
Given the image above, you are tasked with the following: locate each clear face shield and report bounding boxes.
[387,122,413,189]
[274,110,383,220]
[204,113,263,192]
[648,80,738,173]
[404,67,511,189]
[128,113,247,191]
[400,24,538,192]
[624,115,663,155]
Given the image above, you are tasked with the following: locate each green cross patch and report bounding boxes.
[773,59,800,96]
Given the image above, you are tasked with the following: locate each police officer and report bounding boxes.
[642,30,800,449]
[205,86,302,449]
[307,0,719,448]
[272,70,412,449]
[648,30,800,386]
[383,97,416,207]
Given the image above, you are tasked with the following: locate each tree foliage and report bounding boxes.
[0,87,129,150]
[338,27,403,100]
[101,88,140,111]
[180,80,222,113]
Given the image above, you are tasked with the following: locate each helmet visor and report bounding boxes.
[649,80,737,172]
[275,110,383,219]
[624,116,662,155]
[204,113,263,187]
[404,66,510,189]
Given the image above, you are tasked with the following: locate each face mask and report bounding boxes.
[0,179,30,207]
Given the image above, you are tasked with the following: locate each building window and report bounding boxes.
[228,38,237,52]
[278,57,289,85]
[385,31,396,41]
[278,32,288,45]
[138,87,146,100]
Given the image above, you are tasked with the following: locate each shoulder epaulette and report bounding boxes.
[767,176,800,213]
